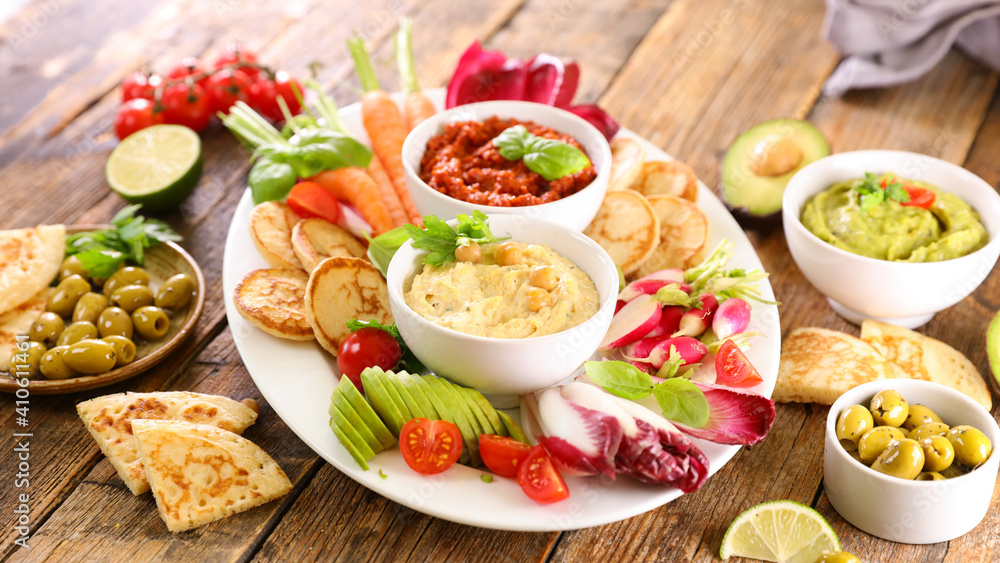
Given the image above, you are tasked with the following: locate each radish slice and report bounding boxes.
[618,269,686,302]
[644,306,684,339]
[601,295,661,350]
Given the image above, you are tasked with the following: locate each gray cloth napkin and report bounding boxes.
[823,0,1000,96]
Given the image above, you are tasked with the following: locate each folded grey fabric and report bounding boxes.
[823,0,1000,96]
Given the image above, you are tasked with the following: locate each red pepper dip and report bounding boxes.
[419,117,597,207]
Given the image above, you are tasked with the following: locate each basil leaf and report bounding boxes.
[584,360,652,401]
[494,125,530,161]
[365,226,412,277]
[249,158,297,204]
[652,378,710,428]
[523,139,590,181]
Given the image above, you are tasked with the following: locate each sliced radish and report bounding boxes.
[644,306,684,339]
[601,295,661,350]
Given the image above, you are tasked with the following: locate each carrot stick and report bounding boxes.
[310,167,394,235]
[397,17,436,130]
[368,153,407,227]
[349,34,423,226]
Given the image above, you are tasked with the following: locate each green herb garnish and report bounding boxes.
[403,211,508,267]
[365,226,412,277]
[493,125,590,181]
[583,360,709,428]
[853,172,910,212]
[480,474,493,483]
[345,318,426,374]
[65,205,182,278]
[378,469,388,480]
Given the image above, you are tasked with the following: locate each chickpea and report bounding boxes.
[528,266,558,291]
[526,287,552,312]
[496,243,523,266]
[455,242,482,263]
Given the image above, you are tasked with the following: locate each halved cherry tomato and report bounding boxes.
[399,418,463,475]
[114,98,164,140]
[715,339,764,388]
[336,327,401,390]
[479,435,532,478]
[286,181,343,224]
[900,184,936,209]
[161,82,211,132]
[517,445,569,504]
[205,68,253,114]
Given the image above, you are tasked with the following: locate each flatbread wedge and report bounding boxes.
[861,319,992,410]
[0,287,51,373]
[249,201,303,271]
[634,194,711,278]
[305,256,393,356]
[583,190,660,274]
[132,419,291,533]
[774,327,906,404]
[608,137,646,191]
[291,218,367,273]
[77,392,259,495]
[634,160,698,202]
[233,268,314,341]
[0,224,64,316]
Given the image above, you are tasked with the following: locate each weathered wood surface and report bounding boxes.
[2,0,1000,561]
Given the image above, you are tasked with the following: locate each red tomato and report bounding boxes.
[517,445,569,504]
[121,72,163,101]
[336,327,401,390]
[161,83,211,131]
[715,339,764,388]
[204,68,253,114]
[399,418,463,475]
[479,435,532,478]
[212,44,261,80]
[166,57,208,88]
[286,181,342,224]
[114,98,164,140]
[900,184,936,209]
[250,71,303,121]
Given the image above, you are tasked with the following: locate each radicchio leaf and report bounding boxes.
[671,381,775,446]
[564,104,621,141]
[530,384,627,478]
[524,53,580,107]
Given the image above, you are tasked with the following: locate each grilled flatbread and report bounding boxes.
[132,419,291,533]
[0,225,64,316]
[249,201,303,270]
[774,327,905,404]
[0,288,51,373]
[77,392,258,495]
[608,137,646,191]
[634,194,711,278]
[861,319,992,409]
[305,256,392,356]
[584,190,660,274]
[634,160,699,202]
[233,268,314,341]
[291,218,367,273]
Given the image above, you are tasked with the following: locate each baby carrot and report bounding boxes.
[310,167,394,235]
[368,153,407,227]
[397,17,436,130]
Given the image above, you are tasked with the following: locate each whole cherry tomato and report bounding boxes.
[204,68,253,114]
[166,57,208,88]
[212,44,261,80]
[121,72,163,102]
[336,327,402,390]
[161,82,212,131]
[250,71,303,121]
[113,98,164,140]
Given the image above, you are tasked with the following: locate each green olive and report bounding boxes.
[57,321,99,347]
[47,274,92,318]
[97,307,133,340]
[919,435,955,473]
[870,389,909,427]
[111,284,155,314]
[858,426,906,465]
[103,266,150,297]
[102,335,136,367]
[131,306,170,341]
[872,438,925,480]
[902,403,943,432]
[155,273,196,310]
[836,405,874,451]
[916,471,946,481]
[40,346,77,380]
[815,552,861,563]
[71,292,109,325]
[59,255,88,282]
[940,464,969,479]
[63,339,116,374]
[28,311,65,346]
[947,425,993,468]
[8,341,46,379]
[910,422,950,443]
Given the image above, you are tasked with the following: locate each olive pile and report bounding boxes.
[12,256,196,380]
[836,389,993,480]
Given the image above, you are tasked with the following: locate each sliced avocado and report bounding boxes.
[360,368,407,436]
[330,402,375,470]
[387,371,428,419]
[464,388,506,437]
[338,376,396,450]
[411,375,469,464]
[455,385,496,436]
[720,118,829,229]
[423,375,481,466]
[435,378,485,439]
[397,372,440,420]
[498,410,531,444]
[332,389,384,453]
[988,309,1000,387]
[375,368,414,423]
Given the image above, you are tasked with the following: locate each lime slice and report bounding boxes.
[720,500,840,563]
[106,124,203,211]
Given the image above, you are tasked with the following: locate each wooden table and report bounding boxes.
[2,0,999,560]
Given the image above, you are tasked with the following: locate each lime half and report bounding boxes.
[720,500,840,563]
[106,124,203,211]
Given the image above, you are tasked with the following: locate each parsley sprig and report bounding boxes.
[853,172,910,212]
[403,211,509,267]
[64,205,182,278]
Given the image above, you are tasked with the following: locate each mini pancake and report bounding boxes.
[774,327,906,404]
[304,256,392,357]
[132,419,291,532]
[635,160,698,202]
[233,268,314,341]
[291,218,367,273]
[0,287,51,373]
[861,319,992,410]
[634,194,711,278]
[608,137,646,191]
[249,201,303,270]
[584,190,660,274]
[0,224,64,316]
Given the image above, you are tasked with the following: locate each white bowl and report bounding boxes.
[401,100,612,232]
[783,150,1000,328]
[386,215,617,405]
[824,379,999,544]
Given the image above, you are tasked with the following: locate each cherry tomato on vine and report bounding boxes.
[336,327,401,390]
[161,82,212,131]
[399,418,463,475]
[517,445,569,504]
[286,181,342,224]
[250,71,303,121]
[212,44,261,80]
[166,57,208,88]
[205,68,253,114]
[479,435,532,478]
[715,339,764,388]
[113,98,164,140]
[121,72,163,102]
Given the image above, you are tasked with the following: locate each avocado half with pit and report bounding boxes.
[720,119,830,230]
